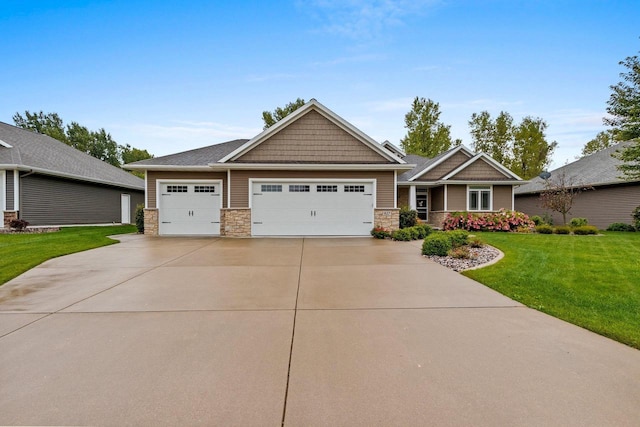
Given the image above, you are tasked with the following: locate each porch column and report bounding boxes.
[409,185,417,210]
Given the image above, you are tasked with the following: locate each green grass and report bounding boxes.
[0,225,136,286]
[464,232,640,349]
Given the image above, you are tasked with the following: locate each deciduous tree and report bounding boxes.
[468,110,513,165]
[581,130,616,156]
[262,98,306,129]
[539,171,593,225]
[400,97,461,157]
[510,117,557,180]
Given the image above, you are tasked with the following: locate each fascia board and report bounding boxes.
[0,139,13,148]
[440,153,521,181]
[4,165,144,191]
[438,179,527,185]
[219,99,404,164]
[124,164,215,172]
[408,145,474,182]
[208,162,416,171]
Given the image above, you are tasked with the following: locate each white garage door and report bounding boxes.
[159,182,221,235]
[251,181,374,236]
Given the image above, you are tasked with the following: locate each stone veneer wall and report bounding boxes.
[3,211,18,228]
[428,211,448,228]
[144,209,158,236]
[373,208,400,231]
[221,208,252,237]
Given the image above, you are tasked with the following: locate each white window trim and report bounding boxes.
[248,178,377,209]
[466,185,493,211]
[13,170,19,211]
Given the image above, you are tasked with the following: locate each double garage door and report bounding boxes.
[251,181,374,236]
[159,182,221,235]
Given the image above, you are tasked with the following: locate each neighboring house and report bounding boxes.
[126,99,523,237]
[514,142,640,229]
[0,121,144,227]
[396,146,524,226]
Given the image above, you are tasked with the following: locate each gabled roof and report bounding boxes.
[126,139,248,169]
[0,121,144,190]
[515,141,638,194]
[441,152,522,181]
[381,140,405,157]
[218,99,405,164]
[401,145,475,182]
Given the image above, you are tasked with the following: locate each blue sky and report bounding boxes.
[1,0,638,168]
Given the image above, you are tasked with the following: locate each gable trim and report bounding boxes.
[218,99,404,164]
[441,153,523,181]
[0,139,12,148]
[208,162,415,171]
[408,145,474,182]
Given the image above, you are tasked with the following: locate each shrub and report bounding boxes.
[530,215,544,226]
[606,222,636,232]
[422,233,453,256]
[135,204,145,233]
[443,209,534,232]
[542,213,554,226]
[554,225,571,234]
[536,224,553,234]
[392,228,412,241]
[371,226,391,239]
[447,230,469,248]
[448,246,472,259]
[468,236,484,248]
[399,206,418,229]
[9,219,29,231]
[414,223,433,237]
[573,225,598,235]
[570,217,589,227]
[633,206,640,230]
[407,227,421,240]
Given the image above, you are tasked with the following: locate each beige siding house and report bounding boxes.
[127,100,524,236]
[396,145,524,226]
[514,142,640,229]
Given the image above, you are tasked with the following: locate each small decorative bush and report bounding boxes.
[414,223,433,237]
[392,228,413,241]
[443,209,534,232]
[448,246,472,259]
[407,227,420,240]
[447,230,469,248]
[542,213,554,226]
[422,233,453,256]
[371,226,391,239]
[633,206,640,230]
[135,204,145,233]
[530,215,544,226]
[573,225,598,235]
[468,236,484,248]
[399,206,418,229]
[554,225,571,234]
[9,219,29,231]
[606,222,636,232]
[535,224,553,234]
[570,217,589,227]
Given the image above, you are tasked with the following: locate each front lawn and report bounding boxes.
[464,232,640,349]
[0,225,136,286]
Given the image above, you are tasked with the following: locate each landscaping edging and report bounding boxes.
[424,245,504,272]
[0,227,61,234]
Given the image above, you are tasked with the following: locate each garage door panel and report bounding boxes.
[159,182,221,236]
[251,181,374,236]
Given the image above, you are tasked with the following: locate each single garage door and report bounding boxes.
[251,181,374,236]
[159,182,221,235]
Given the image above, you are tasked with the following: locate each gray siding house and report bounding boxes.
[0,121,144,227]
[514,142,640,229]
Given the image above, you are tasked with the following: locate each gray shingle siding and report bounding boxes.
[20,174,144,225]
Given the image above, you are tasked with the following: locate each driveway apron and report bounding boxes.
[0,235,639,426]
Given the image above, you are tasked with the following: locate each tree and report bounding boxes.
[262,98,306,129]
[510,117,557,180]
[121,144,154,178]
[400,97,461,157]
[539,171,593,225]
[581,130,616,157]
[12,110,152,171]
[605,49,640,179]
[468,110,513,165]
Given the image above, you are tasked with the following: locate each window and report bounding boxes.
[344,185,365,193]
[167,185,188,193]
[317,185,338,192]
[289,185,310,192]
[468,186,491,211]
[261,184,282,192]
[194,185,215,193]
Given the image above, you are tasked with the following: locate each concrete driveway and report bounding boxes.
[1,235,639,426]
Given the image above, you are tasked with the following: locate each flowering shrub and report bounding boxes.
[443,209,534,232]
[371,226,391,239]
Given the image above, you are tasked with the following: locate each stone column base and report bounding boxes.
[374,208,400,232]
[428,211,448,228]
[3,211,18,229]
[143,209,159,235]
[221,208,252,237]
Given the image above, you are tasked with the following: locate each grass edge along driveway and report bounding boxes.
[0,225,137,286]
[464,232,640,350]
